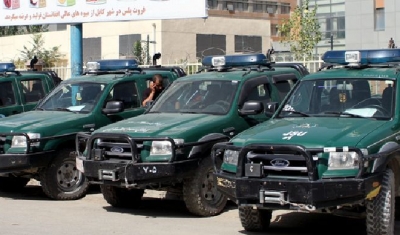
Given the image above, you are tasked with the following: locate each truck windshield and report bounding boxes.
[149,80,238,114]
[278,78,395,119]
[38,82,106,113]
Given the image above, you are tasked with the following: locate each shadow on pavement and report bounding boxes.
[103,195,238,219]
[0,184,100,201]
[238,211,400,235]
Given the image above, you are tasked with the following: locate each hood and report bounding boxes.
[0,111,90,134]
[97,113,227,139]
[232,117,387,148]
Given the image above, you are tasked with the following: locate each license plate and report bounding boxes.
[245,163,263,177]
[76,157,84,173]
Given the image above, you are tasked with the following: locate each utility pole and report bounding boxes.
[141,34,156,65]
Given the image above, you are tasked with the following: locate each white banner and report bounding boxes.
[1,0,208,26]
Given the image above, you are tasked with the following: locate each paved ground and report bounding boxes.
[0,181,398,235]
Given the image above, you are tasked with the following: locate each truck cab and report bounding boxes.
[0,59,179,200]
[213,49,400,234]
[76,53,308,216]
[0,63,58,117]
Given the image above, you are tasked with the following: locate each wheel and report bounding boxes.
[40,148,89,200]
[239,206,272,232]
[101,185,144,208]
[0,176,29,192]
[366,168,395,235]
[183,157,227,216]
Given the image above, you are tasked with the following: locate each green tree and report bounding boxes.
[132,40,147,65]
[278,0,321,60]
[0,25,48,37]
[19,33,63,67]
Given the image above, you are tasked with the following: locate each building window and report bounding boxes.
[271,24,279,37]
[83,37,101,64]
[196,34,226,59]
[234,35,262,53]
[119,34,141,58]
[267,4,278,14]
[207,0,218,9]
[280,3,290,14]
[374,0,385,31]
[254,3,263,12]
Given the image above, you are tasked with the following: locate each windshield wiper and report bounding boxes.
[322,111,367,118]
[179,110,199,114]
[281,110,310,117]
[56,108,75,112]
[35,107,45,111]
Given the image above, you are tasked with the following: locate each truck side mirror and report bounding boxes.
[265,102,279,117]
[103,101,124,114]
[239,101,264,116]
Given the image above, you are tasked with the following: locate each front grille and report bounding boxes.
[246,150,318,178]
[94,138,144,161]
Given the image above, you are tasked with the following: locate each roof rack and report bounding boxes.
[201,53,272,71]
[85,59,141,75]
[322,49,400,68]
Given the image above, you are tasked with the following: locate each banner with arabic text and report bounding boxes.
[1,0,207,26]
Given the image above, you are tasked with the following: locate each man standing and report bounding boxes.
[30,55,38,70]
[389,38,395,48]
[142,74,164,106]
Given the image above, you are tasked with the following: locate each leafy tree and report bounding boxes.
[19,33,63,67]
[278,0,321,60]
[0,26,20,37]
[132,40,147,65]
[0,25,48,37]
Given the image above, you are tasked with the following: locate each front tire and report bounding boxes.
[366,168,395,235]
[40,148,89,200]
[101,185,144,208]
[183,157,227,216]
[239,206,272,232]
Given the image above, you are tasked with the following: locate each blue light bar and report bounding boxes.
[322,49,400,66]
[202,53,269,67]
[0,63,16,72]
[86,59,138,73]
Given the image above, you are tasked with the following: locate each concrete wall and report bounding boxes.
[346,0,400,50]
[0,16,270,67]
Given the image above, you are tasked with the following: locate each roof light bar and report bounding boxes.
[0,62,16,72]
[86,59,138,73]
[322,49,400,66]
[202,53,270,67]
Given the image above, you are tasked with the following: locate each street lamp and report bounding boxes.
[329,33,333,50]
[141,34,156,65]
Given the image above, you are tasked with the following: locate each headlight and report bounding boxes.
[223,150,239,165]
[150,139,184,155]
[11,133,41,147]
[328,151,359,170]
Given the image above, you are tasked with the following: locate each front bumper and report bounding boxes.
[212,143,384,210]
[76,132,227,187]
[0,151,55,173]
[79,156,199,186]
[215,172,383,209]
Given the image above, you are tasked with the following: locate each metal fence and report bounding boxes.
[16,57,324,80]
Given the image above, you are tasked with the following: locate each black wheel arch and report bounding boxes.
[372,141,400,197]
[188,133,230,160]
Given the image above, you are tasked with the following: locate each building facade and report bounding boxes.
[305,0,345,55]
[0,0,297,79]
[346,0,399,50]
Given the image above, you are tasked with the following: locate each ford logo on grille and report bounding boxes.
[110,146,124,153]
[270,158,290,168]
